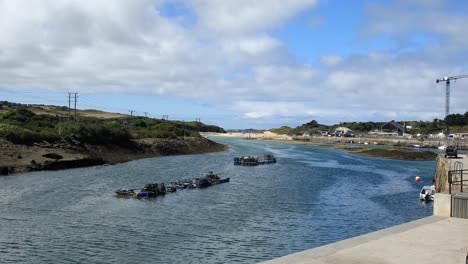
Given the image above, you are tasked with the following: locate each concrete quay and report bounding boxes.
[262,216,468,264]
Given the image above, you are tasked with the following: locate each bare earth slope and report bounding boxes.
[0,137,227,175]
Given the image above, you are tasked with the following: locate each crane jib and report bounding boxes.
[436,74,468,83]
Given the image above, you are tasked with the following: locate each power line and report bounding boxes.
[0,89,66,105]
[2,89,236,126]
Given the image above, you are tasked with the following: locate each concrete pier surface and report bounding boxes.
[262,216,468,264]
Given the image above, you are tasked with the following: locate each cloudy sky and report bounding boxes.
[0,0,467,129]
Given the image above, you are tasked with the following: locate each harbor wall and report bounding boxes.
[434,154,450,193]
[434,193,451,217]
[433,154,468,218]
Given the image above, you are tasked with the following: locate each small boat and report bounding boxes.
[234,156,259,166]
[219,178,230,184]
[419,186,435,202]
[115,188,135,196]
[166,184,177,192]
[136,191,158,198]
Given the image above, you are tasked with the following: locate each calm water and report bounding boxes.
[0,137,435,263]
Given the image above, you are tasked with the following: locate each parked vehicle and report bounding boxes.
[445,146,458,158]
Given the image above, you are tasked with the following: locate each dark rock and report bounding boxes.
[0,166,13,175]
[0,166,9,175]
[41,158,105,170]
[42,153,64,160]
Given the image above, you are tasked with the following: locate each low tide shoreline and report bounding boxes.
[202,132,438,161]
[0,137,228,175]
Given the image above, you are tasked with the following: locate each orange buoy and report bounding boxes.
[415,176,421,183]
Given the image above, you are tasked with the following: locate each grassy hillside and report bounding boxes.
[269,126,292,135]
[0,102,225,145]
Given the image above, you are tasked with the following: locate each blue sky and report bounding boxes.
[0,0,467,129]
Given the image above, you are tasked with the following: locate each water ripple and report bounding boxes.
[0,137,435,263]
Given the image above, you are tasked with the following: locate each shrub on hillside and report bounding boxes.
[1,108,35,123]
[60,122,131,145]
[0,123,58,144]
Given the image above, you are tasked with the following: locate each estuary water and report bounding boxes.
[0,137,435,263]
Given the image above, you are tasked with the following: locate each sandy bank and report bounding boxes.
[201,131,293,140]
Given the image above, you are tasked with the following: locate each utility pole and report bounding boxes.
[183,120,186,139]
[73,92,78,121]
[144,112,148,118]
[68,93,72,120]
[129,110,135,119]
[68,92,78,121]
[162,115,168,120]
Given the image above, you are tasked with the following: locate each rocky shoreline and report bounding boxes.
[0,137,227,175]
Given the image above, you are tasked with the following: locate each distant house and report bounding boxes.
[380,121,406,134]
[333,130,344,136]
[320,131,329,136]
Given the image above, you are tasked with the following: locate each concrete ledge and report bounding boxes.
[434,193,452,217]
[262,216,468,264]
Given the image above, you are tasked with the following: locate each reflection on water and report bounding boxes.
[0,137,435,263]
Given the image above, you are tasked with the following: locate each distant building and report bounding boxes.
[380,121,406,135]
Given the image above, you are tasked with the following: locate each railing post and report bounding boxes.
[448,171,452,194]
[461,171,464,193]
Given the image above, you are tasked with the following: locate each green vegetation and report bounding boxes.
[0,103,225,145]
[275,111,468,136]
[269,126,292,135]
[287,120,329,135]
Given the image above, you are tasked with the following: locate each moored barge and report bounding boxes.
[115,171,229,199]
[234,154,276,166]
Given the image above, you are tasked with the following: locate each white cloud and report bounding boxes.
[233,101,311,119]
[320,55,342,67]
[0,0,467,129]
[363,0,468,47]
[189,0,317,35]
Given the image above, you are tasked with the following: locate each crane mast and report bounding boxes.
[435,74,468,132]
